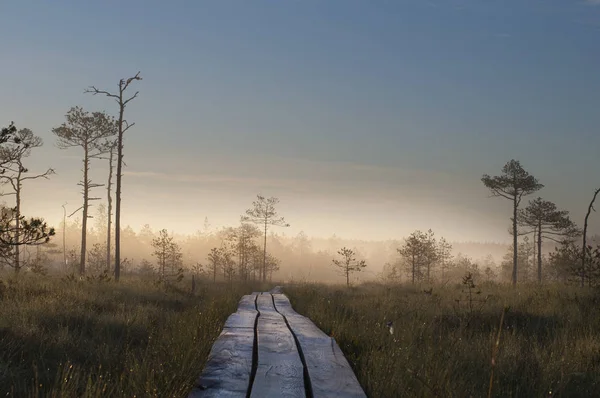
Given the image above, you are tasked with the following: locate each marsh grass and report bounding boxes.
[0,273,267,397]
[286,282,600,398]
[3,274,598,397]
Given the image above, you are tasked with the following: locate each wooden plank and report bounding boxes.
[237,294,258,312]
[224,294,257,329]
[223,311,257,329]
[188,294,258,397]
[250,294,305,398]
[273,293,367,398]
[188,327,254,397]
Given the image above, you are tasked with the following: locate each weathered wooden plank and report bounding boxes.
[237,294,258,312]
[188,327,254,397]
[224,294,257,329]
[273,293,367,398]
[250,294,305,398]
[223,311,257,329]
[188,294,258,397]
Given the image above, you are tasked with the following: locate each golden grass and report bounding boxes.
[285,282,600,397]
[0,273,266,397]
[2,273,598,397]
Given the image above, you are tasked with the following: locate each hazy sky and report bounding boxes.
[1,0,599,243]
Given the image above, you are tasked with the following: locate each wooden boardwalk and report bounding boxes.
[188,289,366,398]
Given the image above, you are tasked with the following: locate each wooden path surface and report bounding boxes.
[188,288,366,398]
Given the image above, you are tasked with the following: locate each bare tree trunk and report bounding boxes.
[262,220,268,282]
[106,145,114,271]
[537,223,543,283]
[512,195,518,287]
[114,116,127,280]
[532,228,536,280]
[4,157,53,272]
[582,188,600,287]
[114,103,124,282]
[14,172,22,273]
[80,149,89,275]
[62,204,67,271]
[86,73,141,282]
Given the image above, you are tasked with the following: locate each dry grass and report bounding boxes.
[285,282,600,398]
[2,273,598,397]
[0,273,266,397]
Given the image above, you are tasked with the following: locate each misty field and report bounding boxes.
[286,283,600,398]
[0,274,267,397]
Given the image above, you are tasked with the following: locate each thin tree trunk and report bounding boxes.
[537,223,543,283]
[581,188,600,288]
[262,219,268,282]
[80,149,89,275]
[62,205,67,271]
[14,172,22,273]
[86,73,140,281]
[346,265,350,287]
[532,228,536,280]
[115,103,124,282]
[512,195,518,287]
[106,145,113,271]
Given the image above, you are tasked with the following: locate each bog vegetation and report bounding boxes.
[285,282,600,397]
[0,274,269,396]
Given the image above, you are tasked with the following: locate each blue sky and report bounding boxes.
[1,0,599,242]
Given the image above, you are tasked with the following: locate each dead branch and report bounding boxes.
[68,206,84,218]
[21,168,55,181]
[122,120,135,133]
[123,92,140,107]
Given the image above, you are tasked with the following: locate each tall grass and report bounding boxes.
[3,274,598,397]
[0,273,265,397]
[286,282,600,398]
